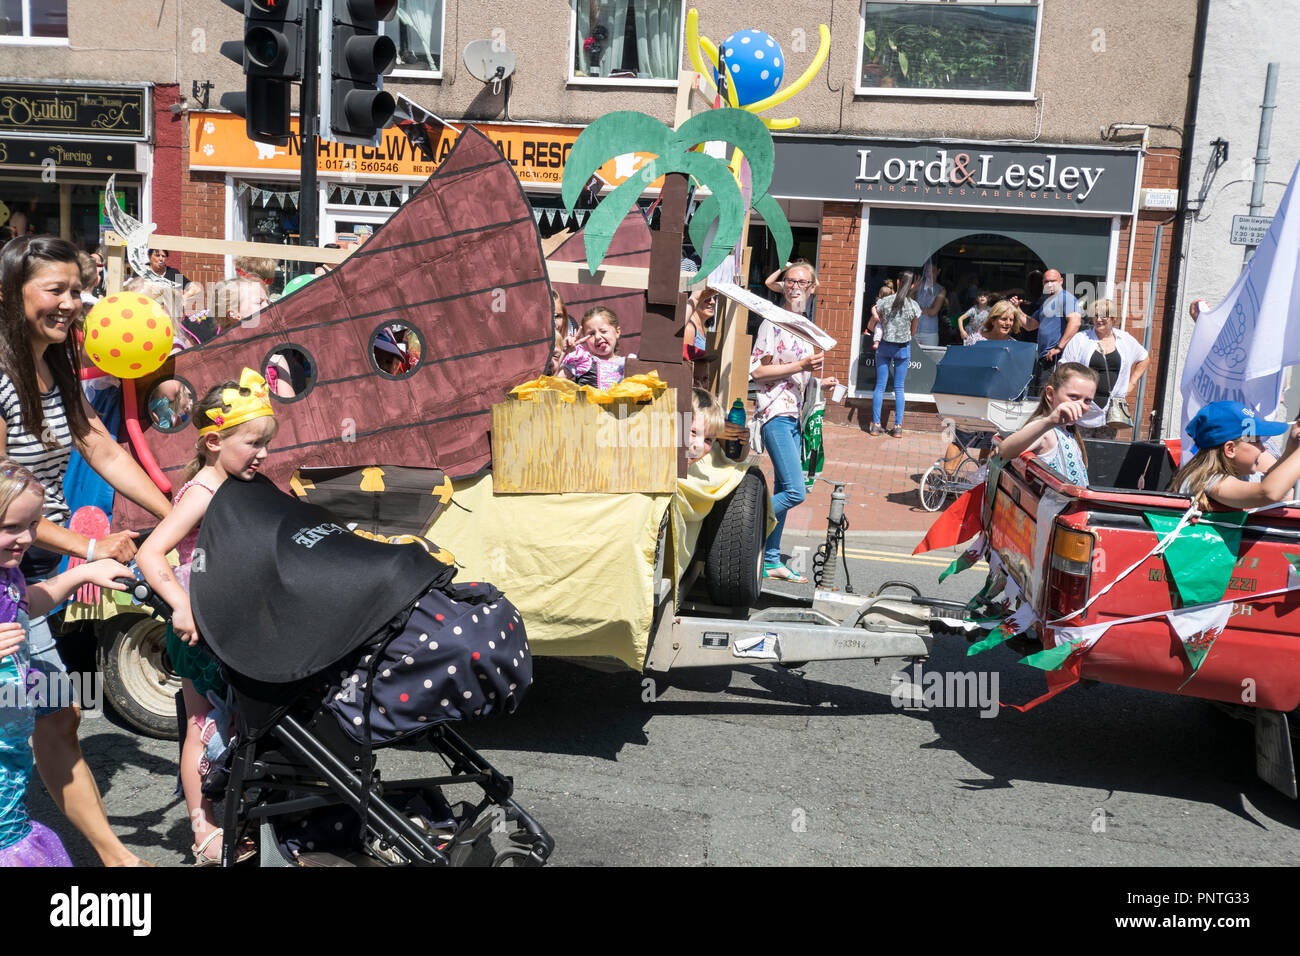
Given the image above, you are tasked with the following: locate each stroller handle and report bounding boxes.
[115,576,174,623]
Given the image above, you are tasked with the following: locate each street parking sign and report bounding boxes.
[1230,214,1273,246]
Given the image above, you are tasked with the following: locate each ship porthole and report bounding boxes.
[368,321,423,381]
[262,345,318,403]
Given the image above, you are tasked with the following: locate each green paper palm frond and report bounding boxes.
[561,109,792,279]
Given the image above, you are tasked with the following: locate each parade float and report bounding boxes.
[79,15,963,745]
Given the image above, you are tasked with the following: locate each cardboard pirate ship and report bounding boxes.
[111,124,687,533]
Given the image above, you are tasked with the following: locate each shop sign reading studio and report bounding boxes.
[0,82,149,141]
[772,137,1140,216]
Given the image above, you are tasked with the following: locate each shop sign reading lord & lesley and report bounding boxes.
[772,137,1140,216]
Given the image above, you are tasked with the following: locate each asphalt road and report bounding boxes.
[33,531,1300,867]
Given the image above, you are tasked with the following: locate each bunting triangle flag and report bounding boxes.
[967,601,1035,656]
[532,208,544,223]
[939,549,976,583]
[1003,653,1083,712]
[966,623,1014,656]
[1285,552,1300,588]
[1021,640,1080,670]
[1144,510,1248,606]
[286,191,297,208]
[236,182,249,197]
[914,481,986,555]
[939,534,984,583]
[1165,602,1233,683]
[367,191,378,203]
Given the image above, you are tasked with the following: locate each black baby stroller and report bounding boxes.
[132,474,553,867]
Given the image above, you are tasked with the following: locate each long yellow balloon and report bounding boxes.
[762,116,802,130]
[742,24,831,114]
[685,9,720,99]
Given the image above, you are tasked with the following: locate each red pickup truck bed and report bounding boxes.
[988,440,1300,711]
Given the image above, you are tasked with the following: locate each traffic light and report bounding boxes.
[220,0,308,146]
[320,0,397,147]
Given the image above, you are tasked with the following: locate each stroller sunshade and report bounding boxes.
[192,474,451,683]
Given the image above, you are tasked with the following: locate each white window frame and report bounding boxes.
[855,0,1041,101]
[0,0,69,45]
[566,0,686,90]
[387,0,446,79]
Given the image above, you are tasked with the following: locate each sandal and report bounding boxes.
[763,563,809,585]
[192,828,257,866]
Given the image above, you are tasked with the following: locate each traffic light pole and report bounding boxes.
[298,0,320,247]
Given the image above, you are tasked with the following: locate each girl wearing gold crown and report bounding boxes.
[137,368,276,865]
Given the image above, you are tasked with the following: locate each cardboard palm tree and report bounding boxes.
[560,108,792,280]
[559,107,793,475]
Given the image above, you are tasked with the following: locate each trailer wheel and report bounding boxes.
[700,469,767,610]
[98,614,181,740]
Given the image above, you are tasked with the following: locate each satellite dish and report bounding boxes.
[464,39,516,87]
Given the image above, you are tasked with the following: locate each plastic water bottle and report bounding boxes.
[723,399,746,459]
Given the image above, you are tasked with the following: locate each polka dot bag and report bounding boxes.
[326,580,532,745]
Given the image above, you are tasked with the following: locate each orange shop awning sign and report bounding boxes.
[188,112,664,189]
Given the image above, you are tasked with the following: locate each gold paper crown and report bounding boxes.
[198,367,275,435]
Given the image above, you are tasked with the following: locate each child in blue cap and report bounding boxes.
[1170,401,1300,510]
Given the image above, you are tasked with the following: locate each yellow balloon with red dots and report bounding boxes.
[84,293,173,379]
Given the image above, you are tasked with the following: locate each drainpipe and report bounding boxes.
[1243,62,1280,265]
[1108,124,1151,320]
[1148,0,1210,439]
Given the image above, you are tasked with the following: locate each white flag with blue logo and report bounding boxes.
[1179,160,1300,462]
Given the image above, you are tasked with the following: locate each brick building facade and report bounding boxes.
[4,0,1200,438]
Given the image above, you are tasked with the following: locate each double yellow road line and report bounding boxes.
[842,548,986,571]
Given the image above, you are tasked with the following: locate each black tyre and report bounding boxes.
[700,469,767,609]
[97,614,181,740]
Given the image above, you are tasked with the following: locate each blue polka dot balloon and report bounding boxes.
[714,29,785,107]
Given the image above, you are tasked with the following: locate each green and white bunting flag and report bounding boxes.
[1144,510,1248,606]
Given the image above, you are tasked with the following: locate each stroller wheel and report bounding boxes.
[919,464,949,512]
[491,845,546,867]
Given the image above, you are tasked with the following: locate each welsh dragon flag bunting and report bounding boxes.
[1165,602,1234,685]
[1143,510,1248,606]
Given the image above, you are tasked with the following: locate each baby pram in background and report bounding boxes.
[922,341,1038,512]
[142,474,553,866]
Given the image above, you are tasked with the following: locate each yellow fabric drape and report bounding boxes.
[426,449,771,670]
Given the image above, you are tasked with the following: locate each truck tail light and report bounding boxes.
[1047,527,1094,621]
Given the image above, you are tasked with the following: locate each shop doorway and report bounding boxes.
[865,233,1050,346]
[852,207,1113,398]
[0,176,141,245]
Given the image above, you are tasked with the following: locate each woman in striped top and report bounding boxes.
[0,236,172,866]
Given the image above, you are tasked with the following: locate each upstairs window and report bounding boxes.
[0,0,68,42]
[392,0,444,77]
[858,0,1040,99]
[571,0,683,86]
